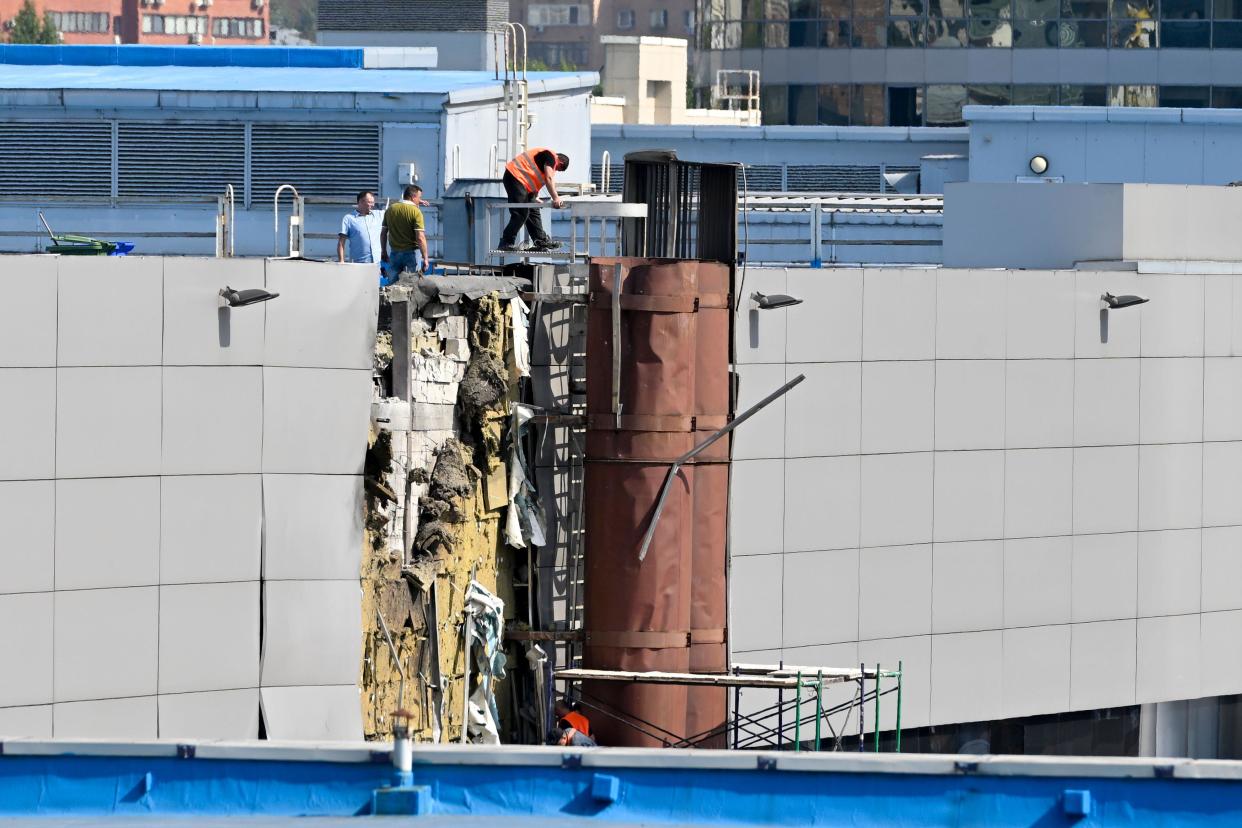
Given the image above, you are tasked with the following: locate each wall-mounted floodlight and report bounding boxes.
[1101,292,1149,310]
[751,292,803,310]
[219,286,280,307]
[1029,155,1049,175]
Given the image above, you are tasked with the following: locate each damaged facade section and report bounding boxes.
[362,277,539,743]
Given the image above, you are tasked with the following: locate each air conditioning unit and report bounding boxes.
[189,32,203,43]
[253,0,265,8]
[197,0,212,8]
[153,0,164,7]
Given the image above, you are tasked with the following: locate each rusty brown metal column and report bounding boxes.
[685,260,731,748]
[582,257,731,748]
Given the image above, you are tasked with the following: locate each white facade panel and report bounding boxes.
[162,367,264,475]
[1005,360,1075,449]
[1137,614,1201,704]
[1002,625,1071,719]
[262,474,364,581]
[53,586,159,703]
[933,450,1005,543]
[783,548,858,647]
[158,689,260,740]
[783,457,860,553]
[1070,619,1137,711]
[860,361,935,454]
[261,367,372,475]
[0,481,54,594]
[730,264,1242,729]
[0,592,53,708]
[733,363,788,460]
[1139,357,1204,444]
[56,367,162,478]
[729,459,784,556]
[1073,358,1140,447]
[0,257,56,368]
[55,477,160,591]
[57,256,163,367]
[263,259,378,370]
[933,361,1005,450]
[932,540,1003,635]
[1006,271,1075,360]
[163,257,266,367]
[160,475,262,585]
[784,363,861,458]
[931,631,1003,725]
[53,696,157,739]
[0,704,52,738]
[260,579,362,688]
[936,271,1006,360]
[729,555,783,653]
[1203,358,1242,441]
[1004,537,1072,628]
[786,270,862,363]
[0,256,374,741]
[158,582,260,694]
[1004,448,1073,539]
[1072,532,1139,624]
[0,368,55,480]
[860,453,933,548]
[859,544,932,640]
[259,685,363,742]
[862,270,937,361]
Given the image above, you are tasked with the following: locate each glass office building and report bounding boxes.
[695,0,1242,124]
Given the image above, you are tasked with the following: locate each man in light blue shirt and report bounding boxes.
[337,190,384,263]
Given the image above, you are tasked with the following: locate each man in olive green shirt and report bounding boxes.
[380,184,430,275]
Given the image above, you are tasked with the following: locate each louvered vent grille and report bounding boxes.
[787,165,883,193]
[0,121,111,199]
[740,164,782,191]
[591,163,624,194]
[117,122,245,198]
[251,123,380,199]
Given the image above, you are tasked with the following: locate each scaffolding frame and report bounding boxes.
[556,662,904,751]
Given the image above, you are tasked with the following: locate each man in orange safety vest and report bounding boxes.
[498,147,569,253]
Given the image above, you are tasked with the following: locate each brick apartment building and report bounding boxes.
[0,0,269,45]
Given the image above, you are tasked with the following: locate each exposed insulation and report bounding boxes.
[360,288,521,744]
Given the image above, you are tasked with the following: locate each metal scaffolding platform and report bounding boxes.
[556,663,904,752]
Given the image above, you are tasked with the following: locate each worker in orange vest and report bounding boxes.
[498,147,570,253]
[554,698,591,739]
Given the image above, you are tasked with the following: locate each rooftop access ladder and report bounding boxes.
[493,23,531,177]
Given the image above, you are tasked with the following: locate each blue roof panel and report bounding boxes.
[0,62,592,98]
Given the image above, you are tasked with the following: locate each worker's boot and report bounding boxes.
[497,241,520,252]
[532,239,562,252]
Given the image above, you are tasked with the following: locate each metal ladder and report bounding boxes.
[493,23,530,175]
